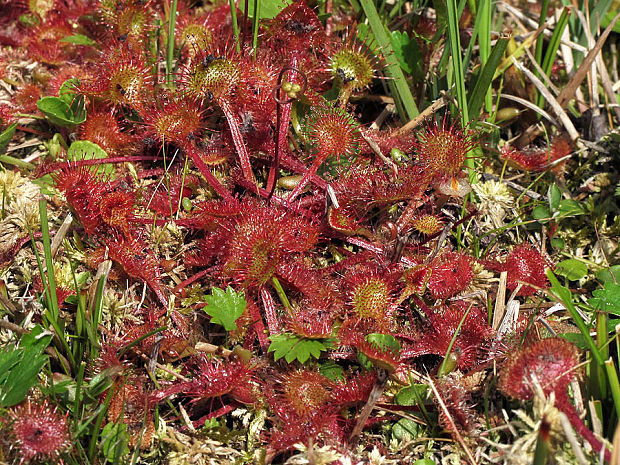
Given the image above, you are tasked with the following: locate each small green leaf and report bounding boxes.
[58,78,81,105]
[37,96,86,127]
[60,34,97,46]
[203,286,246,331]
[101,422,130,463]
[239,0,292,19]
[548,183,562,211]
[268,333,333,364]
[365,333,401,354]
[392,418,421,442]
[555,259,588,281]
[532,205,551,223]
[395,384,428,406]
[319,360,345,381]
[0,326,52,407]
[597,265,620,284]
[557,199,584,217]
[0,122,18,154]
[389,30,423,77]
[67,140,113,176]
[589,283,620,314]
[550,237,565,249]
[37,78,86,127]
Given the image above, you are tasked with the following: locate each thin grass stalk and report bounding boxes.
[39,199,59,321]
[437,302,474,377]
[166,0,177,85]
[596,311,610,397]
[536,7,571,109]
[73,361,86,422]
[477,0,492,112]
[532,416,551,465]
[229,0,241,52]
[446,0,469,124]
[272,276,292,314]
[88,386,117,462]
[358,0,418,120]
[89,275,106,362]
[28,229,73,372]
[175,155,190,220]
[0,154,35,169]
[118,326,167,357]
[534,0,550,68]
[468,36,509,119]
[252,0,260,56]
[546,270,604,366]
[604,358,620,420]
[69,257,86,364]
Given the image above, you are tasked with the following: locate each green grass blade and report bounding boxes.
[541,7,571,77]
[534,0,550,67]
[546,270,604,365]
[39,199,59,321]
[604,358,620,420]
[0,154,36,170]
[437,302,474,377]
[252,0,260,56]
[166,0,178,85]
[229,0,241,52]
[467,36,509,119]
[536,7,571,109]
[89,274,106,362]
[446,0,469,124]
[359,0,419,121]
[88,386,116,462]
[477,0,492,112]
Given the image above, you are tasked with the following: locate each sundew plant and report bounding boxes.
[0,0,619,463]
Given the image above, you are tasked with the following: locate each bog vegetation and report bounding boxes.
[0,0,619,463]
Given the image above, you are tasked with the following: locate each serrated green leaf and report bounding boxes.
[555,259,588,281]
[589,283,620,314]
[101,422,130,463]
[268,333,331,364]
[203,286,246,331]
[60,34,97,46]
[0,122,17,154]
[389,30,423,77]
[0,326,52,407]
[319,360,345,381]
[365,333,401,354]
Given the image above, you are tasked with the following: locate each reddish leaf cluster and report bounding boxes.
[0,0,582,459]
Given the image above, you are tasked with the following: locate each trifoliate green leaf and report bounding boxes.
[203,286,246,331]
[0,325,52,407]
[589,282,620,315]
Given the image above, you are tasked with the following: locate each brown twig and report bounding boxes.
[394,93,452,136]
[556,12,620,109]
[349,369,388,443]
